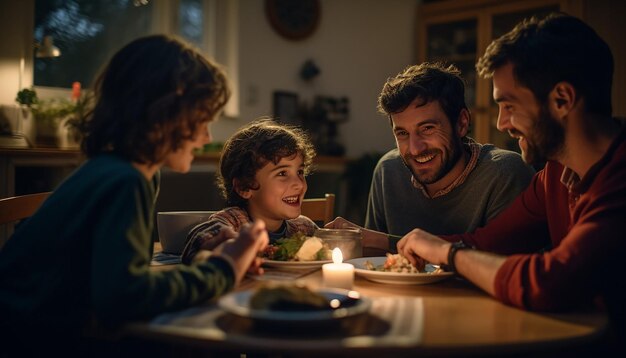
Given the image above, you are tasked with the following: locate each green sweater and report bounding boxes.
[0,154,234,335]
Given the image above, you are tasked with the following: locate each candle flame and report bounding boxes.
[332,247,343,263]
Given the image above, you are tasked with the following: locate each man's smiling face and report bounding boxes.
[391,99,464,188]
[492,62,565,165]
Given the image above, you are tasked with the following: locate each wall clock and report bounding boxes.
[265,0,321,41]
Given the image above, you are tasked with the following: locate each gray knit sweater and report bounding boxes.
[365,144,534,246]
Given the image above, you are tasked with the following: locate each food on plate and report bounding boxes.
[364,253,443,274]
[294,236,325,261]
[262,232,331,261]
[250,283,329,311]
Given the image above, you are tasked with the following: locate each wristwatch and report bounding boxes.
[447,241,469,275]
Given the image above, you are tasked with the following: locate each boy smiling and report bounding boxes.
[181,119,319,264]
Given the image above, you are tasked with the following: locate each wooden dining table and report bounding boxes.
[123,246,608,357]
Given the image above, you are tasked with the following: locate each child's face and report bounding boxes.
[243,153,308,232]
[163,121,211,173]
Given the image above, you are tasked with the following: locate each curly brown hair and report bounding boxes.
[217,118,316,208]
[80,34,230,163]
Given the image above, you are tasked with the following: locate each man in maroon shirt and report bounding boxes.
[397,13,625,345]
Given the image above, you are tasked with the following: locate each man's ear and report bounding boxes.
[456,108,470,137]
[549,82,576,120]
[233,179,252,199]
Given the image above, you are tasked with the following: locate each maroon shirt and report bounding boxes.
[446,127,626,326]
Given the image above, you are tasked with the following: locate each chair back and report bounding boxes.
[0,192,51,225]
[301,193,335,225]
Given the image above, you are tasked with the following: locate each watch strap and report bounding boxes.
[447,241,469,275]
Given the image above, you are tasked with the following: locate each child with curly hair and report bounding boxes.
[181,118,318,264]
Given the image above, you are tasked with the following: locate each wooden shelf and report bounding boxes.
[0,147,84,158]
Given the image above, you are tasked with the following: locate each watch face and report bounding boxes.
[265,0,321,40]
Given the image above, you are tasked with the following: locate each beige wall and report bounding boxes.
[215,0,417,157]
[0,0,415,158]
[1,0,623,157]
[0,1,34,105]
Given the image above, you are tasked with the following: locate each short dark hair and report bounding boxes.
[476,13,613,117]
[81,34,230,163]
[377,62,469,128]
[217,118,316,208]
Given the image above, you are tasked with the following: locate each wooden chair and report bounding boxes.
[301,193,335,225]
[0,192,51,225]
[0,192,51,248]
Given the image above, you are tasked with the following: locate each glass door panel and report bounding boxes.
[426,19,477,136]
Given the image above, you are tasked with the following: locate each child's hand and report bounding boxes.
[324,216,362,230]
[325,216,391,254]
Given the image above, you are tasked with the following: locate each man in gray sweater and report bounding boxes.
[329,63,534,254]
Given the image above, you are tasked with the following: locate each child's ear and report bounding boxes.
[233,179,252,199]
[239,189,252,199]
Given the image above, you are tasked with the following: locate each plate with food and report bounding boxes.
[218,284,371,325]
[346,254,453,285]
[262,233,332,269]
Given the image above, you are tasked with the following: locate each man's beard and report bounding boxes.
[521,105,565,166]
[402,137,463,185]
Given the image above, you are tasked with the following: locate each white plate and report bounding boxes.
[262,259,331,269]
[346,257,454,285]
[218,288,371,324]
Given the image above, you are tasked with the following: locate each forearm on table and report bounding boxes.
[454,249,506,297]
[361,228,393,251]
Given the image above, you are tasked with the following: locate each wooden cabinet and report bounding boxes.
[418,0,583,152]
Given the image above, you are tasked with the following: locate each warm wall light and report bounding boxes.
[35,35,61,58]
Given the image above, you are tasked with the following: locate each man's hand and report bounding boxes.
[397,228,451,269]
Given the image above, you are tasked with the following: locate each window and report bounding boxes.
[34,0,212,88]
[32,0,238,117]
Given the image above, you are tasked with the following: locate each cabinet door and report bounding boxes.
[419,0,572,149]
[424,18,478,136]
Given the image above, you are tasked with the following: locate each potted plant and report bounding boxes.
[15,88,92,148]
[63,92,94,147]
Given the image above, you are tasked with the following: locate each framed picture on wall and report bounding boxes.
[273,91,300,125]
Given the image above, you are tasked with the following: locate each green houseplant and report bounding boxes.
[63,92,94,146]
[15,88,92,148]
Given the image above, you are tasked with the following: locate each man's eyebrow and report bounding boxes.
[494,93,516,103]
[416,118,440,126]
[393,118,440,131]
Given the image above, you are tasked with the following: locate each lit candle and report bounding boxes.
[322,248,354,290]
